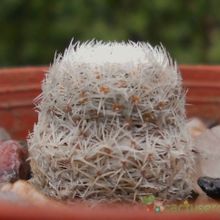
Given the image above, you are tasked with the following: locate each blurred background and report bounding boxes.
[0,0,219,67]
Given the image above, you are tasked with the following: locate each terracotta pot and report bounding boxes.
[0,65,220,218]
[181,65,220,121]
[0,67,45,140]
[0,65,220,139]
[0,201,219,220]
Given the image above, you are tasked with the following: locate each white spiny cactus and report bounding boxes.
[28,40,194,202]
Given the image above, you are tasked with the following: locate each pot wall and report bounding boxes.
[0,65,220,139]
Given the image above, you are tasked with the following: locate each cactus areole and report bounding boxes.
[28,40,194,202]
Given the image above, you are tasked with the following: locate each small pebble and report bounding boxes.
[198,176,220,199]
[0,140,30,183]
[0,127,11,142]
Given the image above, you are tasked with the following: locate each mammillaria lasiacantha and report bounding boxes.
[28,40,194,202]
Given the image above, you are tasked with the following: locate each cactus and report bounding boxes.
[28,40,194,202]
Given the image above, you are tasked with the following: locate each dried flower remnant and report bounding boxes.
[99,85,110,94]
[28,40,194,203]
[130,95,140,105]
[112,103,124,113]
